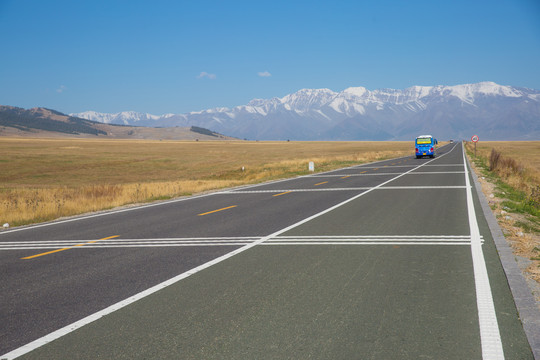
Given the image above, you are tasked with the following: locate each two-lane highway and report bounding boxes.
[0,142,534,359]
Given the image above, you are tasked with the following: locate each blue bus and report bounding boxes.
[415,135,438,158]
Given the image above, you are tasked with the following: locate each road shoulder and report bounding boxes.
[467,153,540,358]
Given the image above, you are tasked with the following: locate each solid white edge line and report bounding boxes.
[462,142,505,359]
[1,145,454,360]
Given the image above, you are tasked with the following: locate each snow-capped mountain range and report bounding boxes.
[72,82,540,140]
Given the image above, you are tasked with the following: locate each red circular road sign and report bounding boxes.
[471,135,479,143]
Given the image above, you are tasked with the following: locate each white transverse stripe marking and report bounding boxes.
[224,186,466,194]
[350,163,463,169]
[264,235,478,246]
[309,171,465,177]
[463,143,504,359]
[0,235,481,250]
[1,146,455,360]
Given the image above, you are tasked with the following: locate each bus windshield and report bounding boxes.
[416,137,432,145]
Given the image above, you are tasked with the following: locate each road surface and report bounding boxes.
[0,142,534,359]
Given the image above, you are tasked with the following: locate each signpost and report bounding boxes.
[471,135,479,157]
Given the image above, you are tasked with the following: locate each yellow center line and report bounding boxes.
[198,205,237,216]
[341,175,350,179]
[273,191,292,197]
[314,181,328,186]
[360,171,367,174]
[21,235,120,260]
[373,168,379,171]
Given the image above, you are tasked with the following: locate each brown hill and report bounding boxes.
[0,106,235,140]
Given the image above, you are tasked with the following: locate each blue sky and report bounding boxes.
[1,0,539,114]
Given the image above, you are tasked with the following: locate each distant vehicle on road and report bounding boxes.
[415,135,438,158]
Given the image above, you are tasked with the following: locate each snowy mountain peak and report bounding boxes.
[282,88,335,98]
[460,81,521,97]
[341,87,369,98]
[403,85,434,99]
[74,110,161,125]
[429,82,523,104]
[280,88,337,112]
[280,88,336,101]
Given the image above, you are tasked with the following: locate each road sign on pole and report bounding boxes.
[471,135,479,156]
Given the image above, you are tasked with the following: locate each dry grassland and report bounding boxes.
[1,138,412,226]
[469,141,540,194]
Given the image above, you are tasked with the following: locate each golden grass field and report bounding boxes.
[1,138,414,226]
[469,141,540,173]
[466,141,540,194]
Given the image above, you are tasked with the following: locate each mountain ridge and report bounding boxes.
[0,106,234,140]
[71,81,540,141]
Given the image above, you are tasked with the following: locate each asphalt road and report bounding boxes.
[0,142,534,359]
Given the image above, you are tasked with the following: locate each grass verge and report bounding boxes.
[465,141,540,289]
[465,142,540,222]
